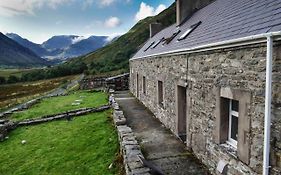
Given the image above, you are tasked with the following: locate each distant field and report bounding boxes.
[10,91,108,121]
[0,69,35,78]
[0,75,79,110]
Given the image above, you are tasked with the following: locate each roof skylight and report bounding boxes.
[144,41,155,52]
[163,30,181,45]
[178,21,202,41]
[151,37,165,49]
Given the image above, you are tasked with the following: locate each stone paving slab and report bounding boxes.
[115,91,210,175]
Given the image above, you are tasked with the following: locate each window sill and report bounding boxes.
[219,143,238,159]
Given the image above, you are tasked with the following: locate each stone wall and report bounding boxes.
[130,43,281,175]
[80,77,106,90]
[110,94,151,175]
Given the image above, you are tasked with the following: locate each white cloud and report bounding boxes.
[72,36,87,44]
[135,2,166,21]
[100,0,115,7]
[104,17,121,28]
[155,4,166,15]
[0,0,72,17]
[105,33,122,42]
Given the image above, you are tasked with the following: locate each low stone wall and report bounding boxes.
[0,120,17,141]
[0,105,110,141]
[110,94,151,175]
[18,105,110,126]
[0,98,41,118]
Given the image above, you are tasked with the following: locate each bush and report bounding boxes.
[0,76,6,85]
[7,75,20,84]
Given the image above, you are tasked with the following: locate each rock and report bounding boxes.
[71,103,80,106]
[108,163,113,169]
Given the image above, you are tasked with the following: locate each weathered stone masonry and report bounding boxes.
[130,43,281,175]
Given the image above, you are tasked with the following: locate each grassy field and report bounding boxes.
[0,110,120,175]
[10,91,108,121]
[0,75,79,111]
[0,69,34,78]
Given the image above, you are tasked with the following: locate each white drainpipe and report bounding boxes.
[263,35,273,175]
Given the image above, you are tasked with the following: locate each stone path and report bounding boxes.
[115,91,209,175]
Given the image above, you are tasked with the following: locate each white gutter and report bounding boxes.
[131,31,281,175]
[131,31,281,60]
[263,35,273,175]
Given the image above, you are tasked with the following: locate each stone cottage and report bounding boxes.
[130,0,281,174]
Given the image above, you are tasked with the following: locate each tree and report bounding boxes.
[0,76,6,85]
[7,75,19,84]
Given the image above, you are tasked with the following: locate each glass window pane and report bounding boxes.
[232,100,239,111]
[231,115,238,141]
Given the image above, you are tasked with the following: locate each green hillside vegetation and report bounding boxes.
[70,3,176,75]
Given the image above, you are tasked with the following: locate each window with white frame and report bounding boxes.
[227,99,239,148]
[216,88,251,164]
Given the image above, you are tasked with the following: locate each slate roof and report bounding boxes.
[132,0,281,59]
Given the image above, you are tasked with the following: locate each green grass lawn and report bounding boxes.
[0,110,120,175]
[10,91,108,121]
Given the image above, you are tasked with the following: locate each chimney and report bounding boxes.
[176,0,214,26]
[150,23,163,38]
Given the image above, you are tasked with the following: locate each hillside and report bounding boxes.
[0,33,48,68]
[70,3,176,74]
[6,33,49,57]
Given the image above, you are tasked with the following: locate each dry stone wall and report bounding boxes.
[110,94,151,175]
[130,43,281,175]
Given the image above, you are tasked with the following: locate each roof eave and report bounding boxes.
[130,31,281,61]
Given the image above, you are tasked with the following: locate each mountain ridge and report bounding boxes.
[0,32,48,68]
[6,33,112,61]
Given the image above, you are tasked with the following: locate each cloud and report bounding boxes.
[104,17,121,28]
[100,0,115,7]
[135,2,166,21]
[72,36,87,44]
[0,0,72,17]
[105,33,123,42]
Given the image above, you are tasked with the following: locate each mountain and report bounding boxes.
[69,3,176,74]
[42,35,79,50]
[0,33,48,68]
[6,34,110,61]
[62,36,108,58]
[6,33,49,57]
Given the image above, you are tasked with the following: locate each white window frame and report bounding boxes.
[227,99,239,148]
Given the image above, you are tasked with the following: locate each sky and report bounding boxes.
[0,0,174,44]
